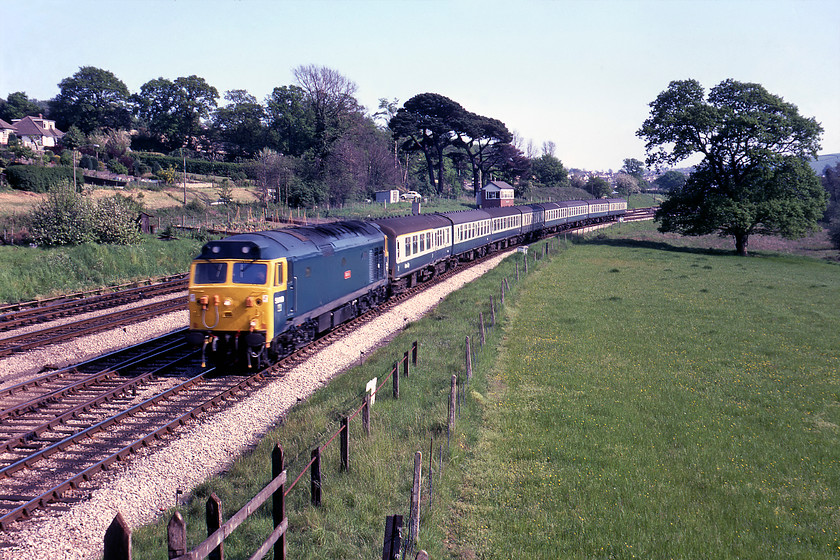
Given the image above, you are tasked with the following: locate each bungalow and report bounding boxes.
[7,115,64,150]
[476,180,515,208]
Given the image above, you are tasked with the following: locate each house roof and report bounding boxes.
[482,180,514,191]
[11,116,64,139]
[0,118,14,130]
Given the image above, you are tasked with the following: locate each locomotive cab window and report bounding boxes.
[233,262,267,285]
[275,262,285,286]
[194,262,227,284]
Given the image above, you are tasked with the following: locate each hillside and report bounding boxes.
[810,152,840,175]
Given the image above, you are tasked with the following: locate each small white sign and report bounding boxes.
[366,377,378,406]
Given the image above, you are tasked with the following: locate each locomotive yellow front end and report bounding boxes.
[187,255,286,369]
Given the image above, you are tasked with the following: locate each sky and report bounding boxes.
[2,0,838,171]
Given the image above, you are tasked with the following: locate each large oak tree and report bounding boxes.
[50,66,133,134]
[638,79,826,255]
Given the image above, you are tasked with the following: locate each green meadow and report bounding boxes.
[129,223,839,559]
[452,228,840,559]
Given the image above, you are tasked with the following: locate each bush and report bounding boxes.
[29,189,142,246]
[29,188,94,245]
[79,155,98,171]
[90,195,142,244]
[5,164,79,193]
[829,217,840,250]
[107,160,129,175]
[156,165,178,184]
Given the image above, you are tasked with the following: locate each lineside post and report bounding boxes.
[206,493,223,560]
[340,417,350,472]
[363,393,371,436]
[465,336,472,382]
[167,511,186,559]
[104,513,131,560]
[311,448,322,506]
[392,362,400,399]
[273,444,286,560]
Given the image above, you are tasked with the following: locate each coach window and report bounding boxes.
[405,238,411,256]
[413,235,418,254]
[420,234,425,252]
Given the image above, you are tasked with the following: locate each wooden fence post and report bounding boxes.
[392,362,400,400]
[167,511,186,559]
[409,451,422,547]
[363,393,371,437]
[382,515,403,560]
[403,351,410,377]
[465,336,472,382]
[340,417,350,472]
[501,280,505,306]
[273,444,286,560]
[479,313,485,346]
[206,493,223,560]
[104,512,131,560]
[311,447,322,506]
[448,375,457,447]
[490,295,496,326]
[412,340,418,367]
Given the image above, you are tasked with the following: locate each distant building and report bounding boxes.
[375,189,400,204]
[476,180,515,208]
[5,115,64,150]
[0,119,14,145]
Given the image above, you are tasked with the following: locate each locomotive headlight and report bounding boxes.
[224,299,232,307]
[249,319,258,331]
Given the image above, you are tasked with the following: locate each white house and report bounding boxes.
[7,115,64,150]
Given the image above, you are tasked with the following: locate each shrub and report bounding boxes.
[29,188,94,245]
[156,165,179,184]
[107,160,129,175]
[829,216,840,250]
[29,189,142,246]
[5,164,79,193]
[90,195,142,244]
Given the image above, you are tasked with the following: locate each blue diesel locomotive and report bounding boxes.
[187,198,626,366]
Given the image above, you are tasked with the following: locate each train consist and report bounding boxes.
[186,198,627,367]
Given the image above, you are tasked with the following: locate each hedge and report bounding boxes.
[133,153,249,179]
[5,164,82,193]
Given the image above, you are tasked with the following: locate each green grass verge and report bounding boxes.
[0,236,202,303]
[451,232,840,559]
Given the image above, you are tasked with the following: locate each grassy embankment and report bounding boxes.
[0,236,202,303]
[131,221,838,559]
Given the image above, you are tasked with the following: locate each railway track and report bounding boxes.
[0,274,187,320]
[0,298,186,358]
[0,330,280,530]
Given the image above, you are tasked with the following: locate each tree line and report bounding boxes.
[0,65,624,207]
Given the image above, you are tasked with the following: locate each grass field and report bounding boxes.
[0,236,202,303]
[451,225,840,559]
